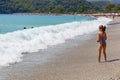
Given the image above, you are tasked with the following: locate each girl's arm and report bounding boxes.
[97,33,100,42]
[105,32,107,40]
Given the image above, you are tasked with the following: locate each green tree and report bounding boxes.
[79,5,88,13]
[114,6,120,12]
[105,3,115,12]
[51,5,65,13]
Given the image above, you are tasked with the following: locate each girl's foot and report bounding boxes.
[105,60,107,62]
[98,61,100,63]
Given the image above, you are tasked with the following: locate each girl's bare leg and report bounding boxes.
[98,45,102,63]
[103,46,107,62]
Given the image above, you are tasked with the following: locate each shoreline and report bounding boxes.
[2,16,120,80]
[9,12,120,17]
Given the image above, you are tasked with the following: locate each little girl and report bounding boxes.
[97,25,107,63]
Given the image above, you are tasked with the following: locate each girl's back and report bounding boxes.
[99,32,106,46]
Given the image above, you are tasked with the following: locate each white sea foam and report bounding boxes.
[0,17,112,67]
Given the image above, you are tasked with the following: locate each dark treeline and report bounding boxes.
[0,0,120,14]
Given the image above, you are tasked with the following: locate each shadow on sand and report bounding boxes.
[108,22,120,25]
[107,59,120,62]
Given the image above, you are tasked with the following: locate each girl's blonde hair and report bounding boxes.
[99,25,106,33]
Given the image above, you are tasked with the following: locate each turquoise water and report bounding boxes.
[0,14,93,34]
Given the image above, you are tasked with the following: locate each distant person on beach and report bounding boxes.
[113,15,115,20]
[97,25,107,63]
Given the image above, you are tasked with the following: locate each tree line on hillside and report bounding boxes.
[0,0,120,14]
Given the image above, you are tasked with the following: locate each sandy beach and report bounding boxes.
[4,16,120,80]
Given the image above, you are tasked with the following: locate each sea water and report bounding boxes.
[0,14,93,34]
[0,14,112,67]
